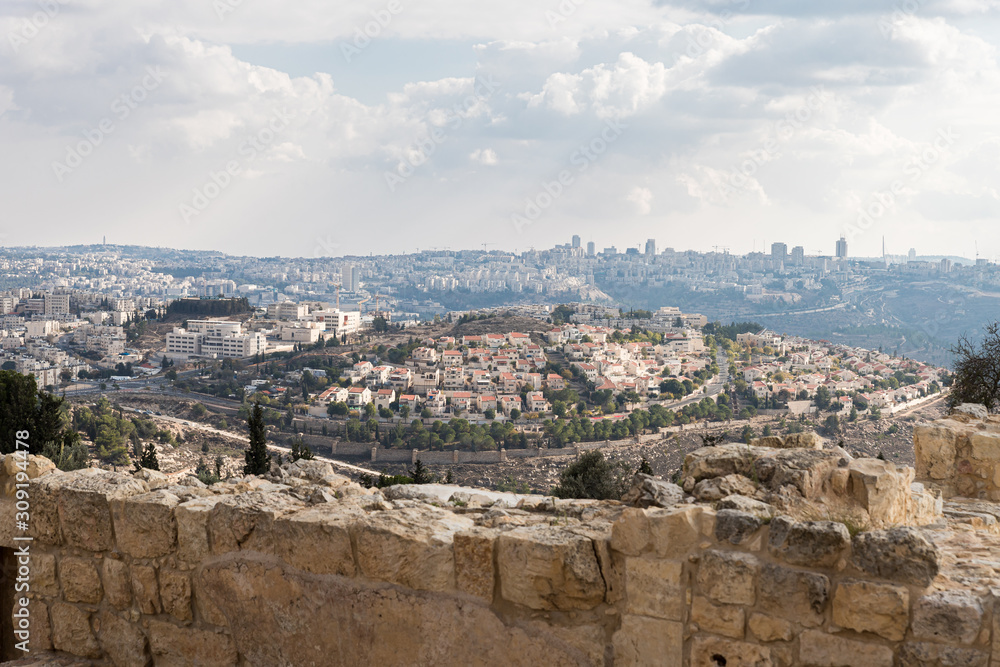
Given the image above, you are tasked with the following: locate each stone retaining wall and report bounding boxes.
[0,452,992,666]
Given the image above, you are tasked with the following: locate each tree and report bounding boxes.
[950,322,1000,411]
[244,402,270,475]
[138,442,160,471]
[510,408,521,421]
[823,414,840,435]
[814,386,832,411]
[410,459,432,484]
[552,451,628,500]
[484,408,496,420]
[400,405,411,419]
[290,438,314,462]
[638,457,653,475]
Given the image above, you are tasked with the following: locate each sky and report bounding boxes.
[2,0,1000,259]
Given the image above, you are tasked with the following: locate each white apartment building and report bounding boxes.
[166,320,266,358]
[25,320,58,338]
[267,302,308,320]
[305,309,360,336]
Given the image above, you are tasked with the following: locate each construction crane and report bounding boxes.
[482,243,495,251]
[373,292,391,321]
[335,284,340,310]
[712,246,730,254]
[357,296,370,313]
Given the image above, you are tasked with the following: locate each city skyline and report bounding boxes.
[1,1,999,258]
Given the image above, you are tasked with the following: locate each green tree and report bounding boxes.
[552,450,627,500]
[638,457,653,475]
[244,402,270,475]
[814,386,832,411]
[410,459,432,484]
[139,442,160,471]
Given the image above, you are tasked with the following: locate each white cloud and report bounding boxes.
[470,148,498,165]
[627,186,653,214]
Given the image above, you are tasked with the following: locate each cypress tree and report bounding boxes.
[244,402,269,475]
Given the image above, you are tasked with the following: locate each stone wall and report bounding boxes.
[914,405,1000,500]
[0,448,994,666]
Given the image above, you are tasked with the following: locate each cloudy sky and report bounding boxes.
[2,0,999,259]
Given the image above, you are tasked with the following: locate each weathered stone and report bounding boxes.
[684,444,770,481]
[624,557,684,621]
[767,516,850,568]
[27,473,63,544]
[37,469,148,551]
[97,610,149,667]
[897,642,988,667]
[133,466,169,490]
[59,557,102,604]
[148,620,238,667]
[281,458,334,481]
[753,449,843,499]
[847,458,914,527]
[952,403,988,420]
[798,630,893,667]
[697,550,758,606]
[207,491,306,555]
[914,423,961,480]
[694,474,758,501]
[199,557,598,666]
[690,636,772,667]
[101,558,131,610]
[32,552,59,596]
[751,435,786,448]
[851,527,941,586]
[621,473,685,508]
[832,579,909,641]
[49,602,101,659]
[748,613,793,642]
[758,563,829,628]
[355,506,473,593]
[111,490,179,558]
[497,524,605,610]
[131,564,161,615]
[259,505,360,576]
[175,496,222,563]
[912,590,984,645]
[159,569,193,622]
[1,453,55,496]
[610,507,650,555]
[716,494,776,520]
[648,505,716,557]
[612,615,683,667]
[714,509,762,545]
[454,529,497,601]
[25,599,52,651]
[691,596,745,639]
[782,432,822,449]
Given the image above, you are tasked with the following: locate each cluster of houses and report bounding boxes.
[305,323,714,420]
[735,331,945,413]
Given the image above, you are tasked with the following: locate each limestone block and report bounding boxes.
[101,558,132,610]
[131,564,161,615]
[697,550,759,606]
[610,507,650,556]
[97,610,149,667]
[969,431,1000,462]
[497,524,605,610]
[648,505,716,557]
[25,599,52,651]
[782,432,823,449]
[32,552,58,596]
[912,590,984,645]
[454,528,497,601]
[690,635,772,667]
[832,579,909,641]
[914,423,961,480]
[717,495,777,520]
[175,496,223,563]
[714,509,762,545]
[847,458,913,527]
[159,569,193,622]
[621,473,685,508]
[753,449,844,499]
[691,596,745,639]
[111,490,179,558]
[684,444,771,481]
[748,613,793,642]
[198,557,599,666]
[751,436,786,448]
[758,563,829,628]
[694,474,758,502]
[259,505,360,577]
[851,527,941,587]
[1,453,55,496]
[207,491,306,555]
[26,475,62,545]
[798,630,893,667]
[49,602,101,658]
[767,516,850,568]
[148,620,238,667]
[953,403,989,420]
[354,507,474,593]
[624,557,684,621]
[612,615,683,667]
[897,642,988,667]
[59,557,102,604]
[133,467,169,490]
[40,469,148,551]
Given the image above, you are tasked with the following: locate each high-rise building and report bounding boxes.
[791,246,805,266]
[341,265,360,292]
[571,235,581,249]
[770,242,788,263]
[836,236,848,259]
[908,248,917,262]
[586,241,595,257]
[645,239,656,256]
